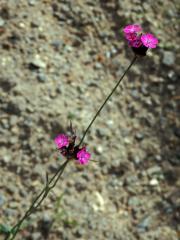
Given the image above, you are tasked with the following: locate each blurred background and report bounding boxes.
[0,0,179,239]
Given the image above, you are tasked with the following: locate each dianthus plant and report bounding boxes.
[6,24,158,240]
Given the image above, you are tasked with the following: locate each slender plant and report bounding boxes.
[5,24,158,239]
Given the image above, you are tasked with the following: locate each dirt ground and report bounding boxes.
[0,1,179,240]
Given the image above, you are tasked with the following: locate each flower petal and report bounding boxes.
[77,147,91,165]
[54,134,69,149]
[123,24,142,34]
[141,33,158,48]
[124,32,138,41]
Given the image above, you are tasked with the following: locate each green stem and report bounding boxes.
[6,159,69,240]
[78,56,137,146]
[6,55,137,239]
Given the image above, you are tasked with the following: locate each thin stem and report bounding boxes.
[5,55,137,239]
[78,56,137,146]
[6,159,69,240]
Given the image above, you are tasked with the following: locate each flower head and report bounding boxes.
[54,127,91,165]
[54,134,69,149]
[141,33,158,49]
[123,24,142,34]
[123,24,158,56]
[77,147,91,165]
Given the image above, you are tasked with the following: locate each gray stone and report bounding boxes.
[137,215,152,232]
[2,155,11,163]
[42,213,52,224]
[31,232,42,240]
[32,164,43,177]
[131,89,139,99]
[155,155,162,162]
[133,156,141,165]
[147,166,162,176]
[9,115,18,126]
[40,213,53,236]
[51,40,63,50]
[28,0,37,6]
[95,145,104,155]
[1,118,9,129]
[167,84,175,91]
[6,97,26,115]
[48,162,59,172]
[105,51,111,58]
[168,70,177,81]
[0,17,5,27]
[162,51,175,66]
[0,194,6,206]
[29,58,46,69]
[149,178,159,186]
[96,128,111,138]
[128,196,141,207]
[125,175,139,185]
[75,228,86,237]
[94,62,103,69]
[87,79,99,87]
[37,73,47,82]
[0,77,17,91]
[141,83,149,96]
[135,132,144,141]
[30,20,40,28]
[4,208,17,217]
[26,105,35,113]
[9,201,18,208]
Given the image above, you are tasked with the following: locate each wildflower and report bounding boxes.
[141,33,158,49]
[54,134,69,148]
[123,24,158,56]
[54,128,91,164]
[77,147,91,165]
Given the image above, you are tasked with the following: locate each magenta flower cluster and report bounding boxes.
[123,24,158,49]
[54,134,69,148]
[54,134,91,165]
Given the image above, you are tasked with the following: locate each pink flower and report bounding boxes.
[123,24,142,34]
[123,24,158,56]
[54,134,69,149]
[77,147,91,165]
[124,32,138,41]
[141,33,158,49]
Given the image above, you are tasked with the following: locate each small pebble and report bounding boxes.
[128,196,141,207]
[0,194,6,206]
[28,0,37,6]
[135,132,144,141]
[168,70,177,81]
[0,17,5,27]
[95,145,103,154]
[149,178,159,186]
[137,216,152,232]
[29,56,47,69]
[147,166,162,176]
[162,51,175,66]
[37,73,47,82]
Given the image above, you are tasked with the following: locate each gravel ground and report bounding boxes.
[0,1,179,240]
